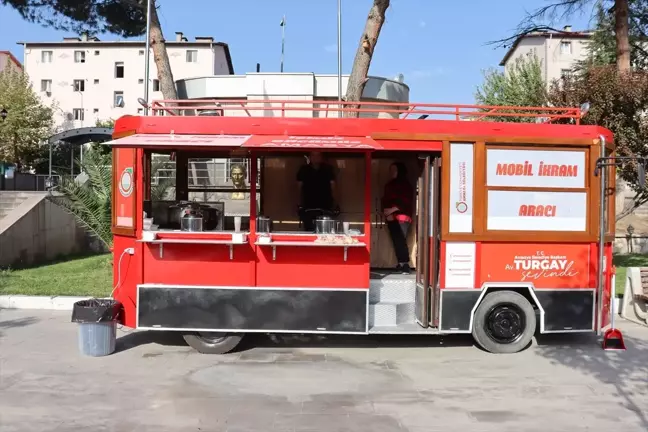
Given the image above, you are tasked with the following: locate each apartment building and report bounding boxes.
[18,32,233,130]
[499,26,592,85]
[0,50,23,73]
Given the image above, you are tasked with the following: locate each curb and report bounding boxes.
[0,295,90,311]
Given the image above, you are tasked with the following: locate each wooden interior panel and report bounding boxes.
[370,156,420,269]
[262,155,366,233]
[261,153,420,269]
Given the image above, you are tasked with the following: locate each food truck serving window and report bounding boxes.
[143,150,261,233]
[484,146,589,233]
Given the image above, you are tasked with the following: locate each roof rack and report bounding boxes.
[147,99,582,124]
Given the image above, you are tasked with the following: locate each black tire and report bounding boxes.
[472,290,536,354]
[183,332,243,354]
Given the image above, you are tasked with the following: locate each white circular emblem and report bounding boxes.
[119,168,134,197]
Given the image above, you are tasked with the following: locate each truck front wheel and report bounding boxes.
[183,332,243,354]
[472,290,536,354]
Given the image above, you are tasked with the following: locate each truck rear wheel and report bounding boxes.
[183,332,243,354]
[472,290,536,354]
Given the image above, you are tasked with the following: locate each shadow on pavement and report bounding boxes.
[114,329,187,353]
[0,315,39,338]
[251,333,476,351]
[535,328,648,429]
[114,329,477,354]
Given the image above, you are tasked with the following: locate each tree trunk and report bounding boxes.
[615,0,631,73]
[344,0,390,118]
[149,1,178,104]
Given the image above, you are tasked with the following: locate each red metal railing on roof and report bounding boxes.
[148,99,582,124]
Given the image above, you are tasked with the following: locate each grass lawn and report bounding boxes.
[613,254,648,297]
[0,254,112,297]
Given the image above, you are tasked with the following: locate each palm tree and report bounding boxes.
[51,149,175,249]
[51,150,113,249]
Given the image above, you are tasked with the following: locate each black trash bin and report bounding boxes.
[71,298,122,357]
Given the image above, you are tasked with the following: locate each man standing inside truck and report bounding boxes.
[296,151,339,231]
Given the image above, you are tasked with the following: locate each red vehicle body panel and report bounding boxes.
[109,101,615,334]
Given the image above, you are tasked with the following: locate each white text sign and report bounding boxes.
[449,143,474,233]
[487,190,587,231]
[487,149,586,188]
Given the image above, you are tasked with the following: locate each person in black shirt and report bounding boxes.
[296,151,338,231]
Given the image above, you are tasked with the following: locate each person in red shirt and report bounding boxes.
[381,162,414,273]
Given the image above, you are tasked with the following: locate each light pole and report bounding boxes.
[143,0,153,115]
[337,0,343,118]
[280,15,286,73]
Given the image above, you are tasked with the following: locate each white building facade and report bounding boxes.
[499,26,592,85]
[18,32,233,130]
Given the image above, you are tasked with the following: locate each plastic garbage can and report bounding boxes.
[71,298,122,357]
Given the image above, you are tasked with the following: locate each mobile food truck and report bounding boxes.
[106,99,616,354]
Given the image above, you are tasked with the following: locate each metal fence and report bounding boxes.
[0,173,63,191]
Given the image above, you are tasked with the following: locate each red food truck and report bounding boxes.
[106,99,616,354]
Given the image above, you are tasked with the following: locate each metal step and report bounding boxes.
[369,273,416,303]
[369,323,439,334]
[369,302,416,327]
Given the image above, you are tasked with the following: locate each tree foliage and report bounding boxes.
[475,53,548,122]
[51,149,113,248]
[91,119,115,155]
[0,68,54,170]
[548,65,648,219]
[1,0,178,99]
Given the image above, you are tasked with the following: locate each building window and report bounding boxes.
[139,50,145,55]
[41,51,53,63]
[74,50,86,63]
[138,78,144,84]
[186,50,198,63]
[560,41,572,55]
[40,79,52,93]
[114,91,124,107]
[115,62,125,78]
[73,79,85,92]
[73,108,84,121]
[94,79,99,84]
[94,50,100,56]
[93,108,99,114]
[153,79,160,92]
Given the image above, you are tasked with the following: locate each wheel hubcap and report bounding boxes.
[197,332,228,344]
[485,303,525,344]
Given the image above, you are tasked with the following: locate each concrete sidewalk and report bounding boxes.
[1,309,647,432]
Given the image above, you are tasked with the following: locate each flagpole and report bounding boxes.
[143,0,152,115]
[280,15,286,73]
[337,0,342,117]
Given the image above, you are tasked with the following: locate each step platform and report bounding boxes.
[368,270,435,334]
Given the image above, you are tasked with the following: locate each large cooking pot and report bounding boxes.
[181,209,204,231]
[315,216,337,234]
[168,201,219,230]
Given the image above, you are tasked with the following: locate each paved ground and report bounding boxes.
[1,309,647,432]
